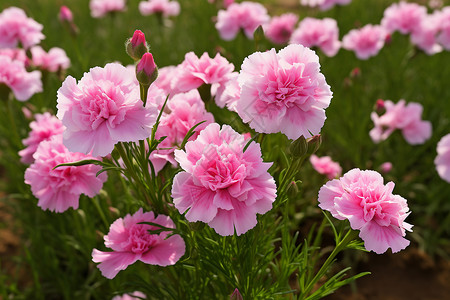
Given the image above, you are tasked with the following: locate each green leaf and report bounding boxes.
[53,159,105,170]
[179,120,206,149]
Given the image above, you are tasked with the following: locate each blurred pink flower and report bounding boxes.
[370,99,432,145]
[171,52,234,93]
[211,71,240,112]
[30,46,71,72]
[215,1,270,41]
[289,17,341,57]
[150,89,214,174]
[381,1,427,34]
[380,162,393,173]
[435,133,450,182]
[318,168,413,254]
[153,65,179,95]
[237,44,332,140]
[92,208,185,279]
[24,135,107,213]
[0,54,42,101]
[56,63,158,156]
[59,6,73,22]
[139,0,180,17]
[171,123,277,236]
[342,24,387,60]
[19,112,65,164]
[112,291,146,300]
[436,7,450,50]
[0,7,45,49]
[410,13,442,55]
[300,0,351,11]
[263,13,298,45]
[309,154,342,180]
[90,0,126,18]
[0,48,29,66]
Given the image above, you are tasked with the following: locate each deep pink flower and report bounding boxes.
[0,7,45,49]
[342,25,388,60]
[171,52,234,93]
[56,63,158,157]
[171,123,276,236]
[370,99,432,145]
[30,46,71,72]
[300,0,352,11]
[437,7,450,50]
[112,291,146,300]
[150,90,214,174]
[90,0,126,18]
[215,1,270,41]
[59,6,73,22]
[309,154,342,180]
[0,54,42,101]
[211,72,240,112]
[264,13,298,45]
[410,13,442,55]
[318,168,412,254]
[19,112,65,164]
[136,52,158,85]
[24,135,107,213]
[237,44,332,140]
[435,133,450,182]
[381,1,427,34]
[92,208,185,279]
[289,17,341,57]
[139,0,180,17]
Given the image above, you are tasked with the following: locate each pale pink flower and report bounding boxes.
[112,291,146,300]
[300,0,352,11]
[370,99,432,145]
[342,25,388,60]
[171,52,234,93]
[30,46,71,72]
[92,208,185,279]
[435,133,450,182]
[0,7,45,49]
[150,90,214,174]
[215,1,270,41]
[380,162,393,173]
[381,1,427,34]
[410,13,442,55]
[436,7,450,50]
[264,13,298,45]
[59,6,73,22]
[139,0,180,17]
[290,17,341,57]
[211,72,240,112]
[0,48,28,66]
[153,65,178,95]
[24,135,107,213]
[19,112,65,164]
[318,168,413,254]
[237,44,332,140]
[56,63,158,157]
[309,154,342,180]
[90,0,126,18]
[0,54,42,101]
[171,123,277,236]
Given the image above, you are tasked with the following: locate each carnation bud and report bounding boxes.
[289,136,308,158]
[350,67,361,78]
[375,99,385,115]
[385,33,392,45]
[59,6,73,22]
[380,162,393,173]
[253,25,265,50]
[307,135,322,155]
[136,53,158,86]
[230,288,243,300]
[126,30,149,61]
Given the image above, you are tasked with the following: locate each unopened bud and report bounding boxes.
[375,99,385,115]
[307,135,322,155]
[126,30,149,61]
[59,6,73,22]
[350,67,361,78]
[380,162,392,173]
[230,288,243,300]
[289,136,308,158]
[136,53,158,86]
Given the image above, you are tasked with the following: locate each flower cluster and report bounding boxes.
[139,0,180,17]
[90,0,126,18]
[300,0,352,11]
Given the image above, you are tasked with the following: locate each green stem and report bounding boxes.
[92,197,109,229]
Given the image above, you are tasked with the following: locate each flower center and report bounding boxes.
[126,224,159,254]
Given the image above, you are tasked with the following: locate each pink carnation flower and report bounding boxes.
[171,123,277,236]
[0,48,28,66]
[139,0,180,17]
[410,13,442,55]
[92,208,185,279]
[0,7,45,49]
[0,54,42,101]
[342,24,388,60]
[153,65,178,95]
[381,1,427,34]
[289,17,341,57]
[56,63,158,157]
[150,90,214,174]
[30,46,71,72]
[435,133,450,182]
[437,7,450,50]
[59,6,74,23]
[19,112,65,164]
[370,99,432,145]
[237,44,332,140]
[263,13,298,45]
[211,72,240,112]
[309,154,342,180]
[318,168,413,254]
[171,52,234,93]
[215,1,270,41]
[89,0,126,18]
[24,135,107,213]
[300,0,351,11]
[112,291,146,300]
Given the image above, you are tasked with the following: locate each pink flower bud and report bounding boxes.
[131,30,146,47]
[375,99,385,114]
[380,162,393,173]
[136,52,158,85]
[230,288,243,300]
[59,6,73,22]
[126,30,149,60]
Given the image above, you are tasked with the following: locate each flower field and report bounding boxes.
[0,0,449,299]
